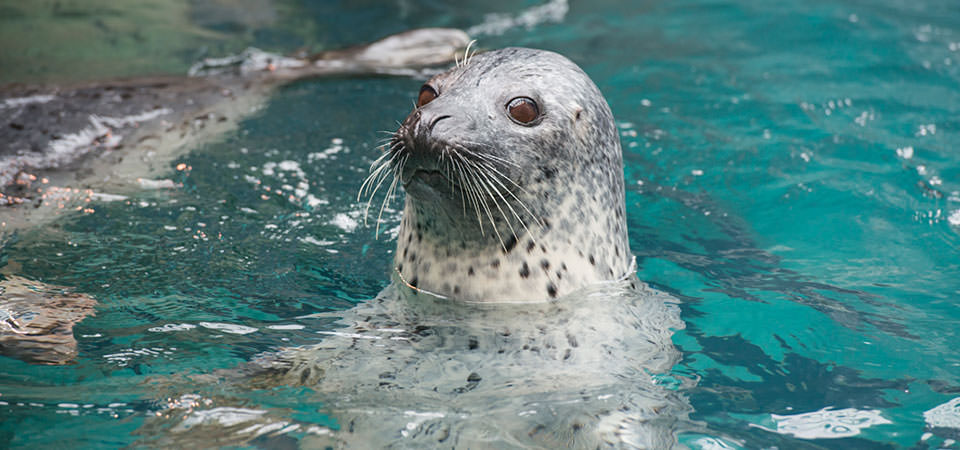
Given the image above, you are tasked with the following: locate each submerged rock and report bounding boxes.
[0,275,97,365]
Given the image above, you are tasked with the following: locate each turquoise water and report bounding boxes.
[3,0,960,447]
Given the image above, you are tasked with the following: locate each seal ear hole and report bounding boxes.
[506,97,540,125]
[574,108,583,121]
[418,85,438,107]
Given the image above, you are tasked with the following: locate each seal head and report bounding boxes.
[377,47,630,302]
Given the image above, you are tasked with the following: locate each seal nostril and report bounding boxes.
[428,114,451,132]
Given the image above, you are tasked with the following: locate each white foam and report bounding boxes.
[188,47,306,77]
[148,323,197,333]
[174,407,267,431]
[300,236,335,246]
[267,324,305,330]
[948,209,960,226]
[0,108,172,187]
[198,322,258,335]
[925,397,960,429]
[317,331,382,340]
[692,436,739,450]
[137,178,177,189]
[751,407,891,439]
[329,213,359,232]
[467,0,569,36]
[1,94,56,108]
[98,108,172,128]
[89,193,129,202]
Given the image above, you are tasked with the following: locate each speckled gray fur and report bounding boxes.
[389,47,630,302]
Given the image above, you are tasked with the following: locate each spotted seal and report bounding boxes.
[365,47,632,302]
[146,48,690,449]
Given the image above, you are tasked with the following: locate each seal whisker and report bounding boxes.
[365,142,397,172]
[462,39,478,67]
[455,153,510,247]
[440,148,461,201]
[374,153,407,236]
[358,144,400,202]
[454,153,490,235]
[453,142,520,168]
[359,161,397,225]
[358,156,391,203]
[360,138,405,227]
[469,158,529,243]
[471,158,545,229]
[448,154,472,218]
[469,158,538,240]
[464,164,506,247]
[451,147,540,218]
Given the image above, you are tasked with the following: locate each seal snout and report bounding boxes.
[395,107,456,169]
[410,108,453,151]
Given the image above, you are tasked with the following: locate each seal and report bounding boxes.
[364,47,631,302]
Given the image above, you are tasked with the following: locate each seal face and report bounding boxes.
[373,47,630,302]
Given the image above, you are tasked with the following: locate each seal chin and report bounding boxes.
[403,169,454,199]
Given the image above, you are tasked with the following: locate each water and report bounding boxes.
[2,0,960,448]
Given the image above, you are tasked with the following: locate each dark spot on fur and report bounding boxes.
[526,240,536,253]
[299,367,311,384]
[589,254,595,265]
[546,283,557,298]
[528,425,546,438]
[503,235,518,253]
[540,259,550,270]
[467,266,475,276]
[468,337,478,350]
[467,372,481,383]
[519,262,530,278]
[397,263,403,272]
[491,259,500,269]
[540,166,557,180]
[409,276,418,288]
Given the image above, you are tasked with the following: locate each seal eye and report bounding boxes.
[417,85,438,107]
[507,97,540,125]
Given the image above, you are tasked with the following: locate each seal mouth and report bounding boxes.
[405,168,452,189]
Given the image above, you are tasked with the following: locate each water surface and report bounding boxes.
[2,0,960,448]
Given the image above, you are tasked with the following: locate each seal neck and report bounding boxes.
[393,193,632,303]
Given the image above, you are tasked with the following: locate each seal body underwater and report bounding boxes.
[367,47,632,302]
